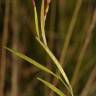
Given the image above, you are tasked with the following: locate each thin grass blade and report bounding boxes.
[36,38,73,95]
[32,0,40,38]
[37,77,65,96]
[40,0,47,45]
[5,47,59,79]
[36,38,70,84]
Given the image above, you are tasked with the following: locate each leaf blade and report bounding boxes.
[5,47,60,79]
[36,38,73,95]
[40,0,47,45]
[37,77,65,96]
[33,1,40,38]
[36,38,70,85]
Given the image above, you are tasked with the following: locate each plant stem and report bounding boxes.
[45,1,56,96]
[60,0,83,67]
[51,0,83,95]
[11,0,19,96]
[0,0,9,96]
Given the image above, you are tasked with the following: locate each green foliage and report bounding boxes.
[5,0,73,96]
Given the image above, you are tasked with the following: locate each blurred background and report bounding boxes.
[0,0,96,96]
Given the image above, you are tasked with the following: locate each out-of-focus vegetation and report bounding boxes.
[0,0,96,96]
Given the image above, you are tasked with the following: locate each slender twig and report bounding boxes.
[41,0,47,45]
[71,8,96,89]
[0,0,9,96]
[11,0,19,96]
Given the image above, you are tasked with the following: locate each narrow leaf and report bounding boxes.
[41,0,45,27]
[5,47,59,79]
[37,77,65,96]
[36,38,73,95]
[40,0,47,45]
[44,0,51,20]
[33,1,40,38]
[36,38,70,85]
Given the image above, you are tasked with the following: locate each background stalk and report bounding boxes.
[11,0,19,96]
[0,0,9,96]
